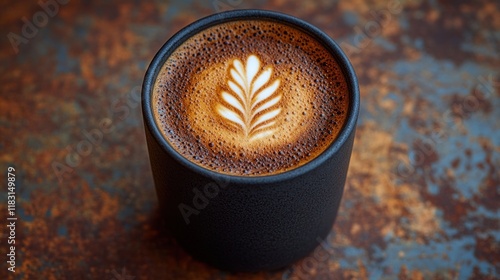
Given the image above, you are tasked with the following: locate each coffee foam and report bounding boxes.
[153,20,349,176]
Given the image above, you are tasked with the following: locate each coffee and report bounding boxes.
[153,19,349,176]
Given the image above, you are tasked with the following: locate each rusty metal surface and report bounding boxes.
[0,0,499,279]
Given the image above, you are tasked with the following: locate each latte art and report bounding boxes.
[153,20,349,176]
[216,55,281,141]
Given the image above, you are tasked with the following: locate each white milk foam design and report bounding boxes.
[216,55,282,141]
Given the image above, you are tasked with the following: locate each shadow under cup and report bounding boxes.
[142,10,360,272]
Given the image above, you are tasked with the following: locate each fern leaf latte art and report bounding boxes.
[153,20,349,176]
[216,55,282,141]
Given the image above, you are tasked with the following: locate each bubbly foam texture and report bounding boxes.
[153,20,349,176]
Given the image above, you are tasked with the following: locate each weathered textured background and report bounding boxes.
[0,0,499,279]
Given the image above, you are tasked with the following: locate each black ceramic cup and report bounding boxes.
[142,9,359,272]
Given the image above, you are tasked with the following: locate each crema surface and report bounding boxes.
[153,19,349,176]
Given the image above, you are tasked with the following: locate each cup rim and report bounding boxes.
[142,9,360,184]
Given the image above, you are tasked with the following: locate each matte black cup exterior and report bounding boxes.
[142,9,359,272]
